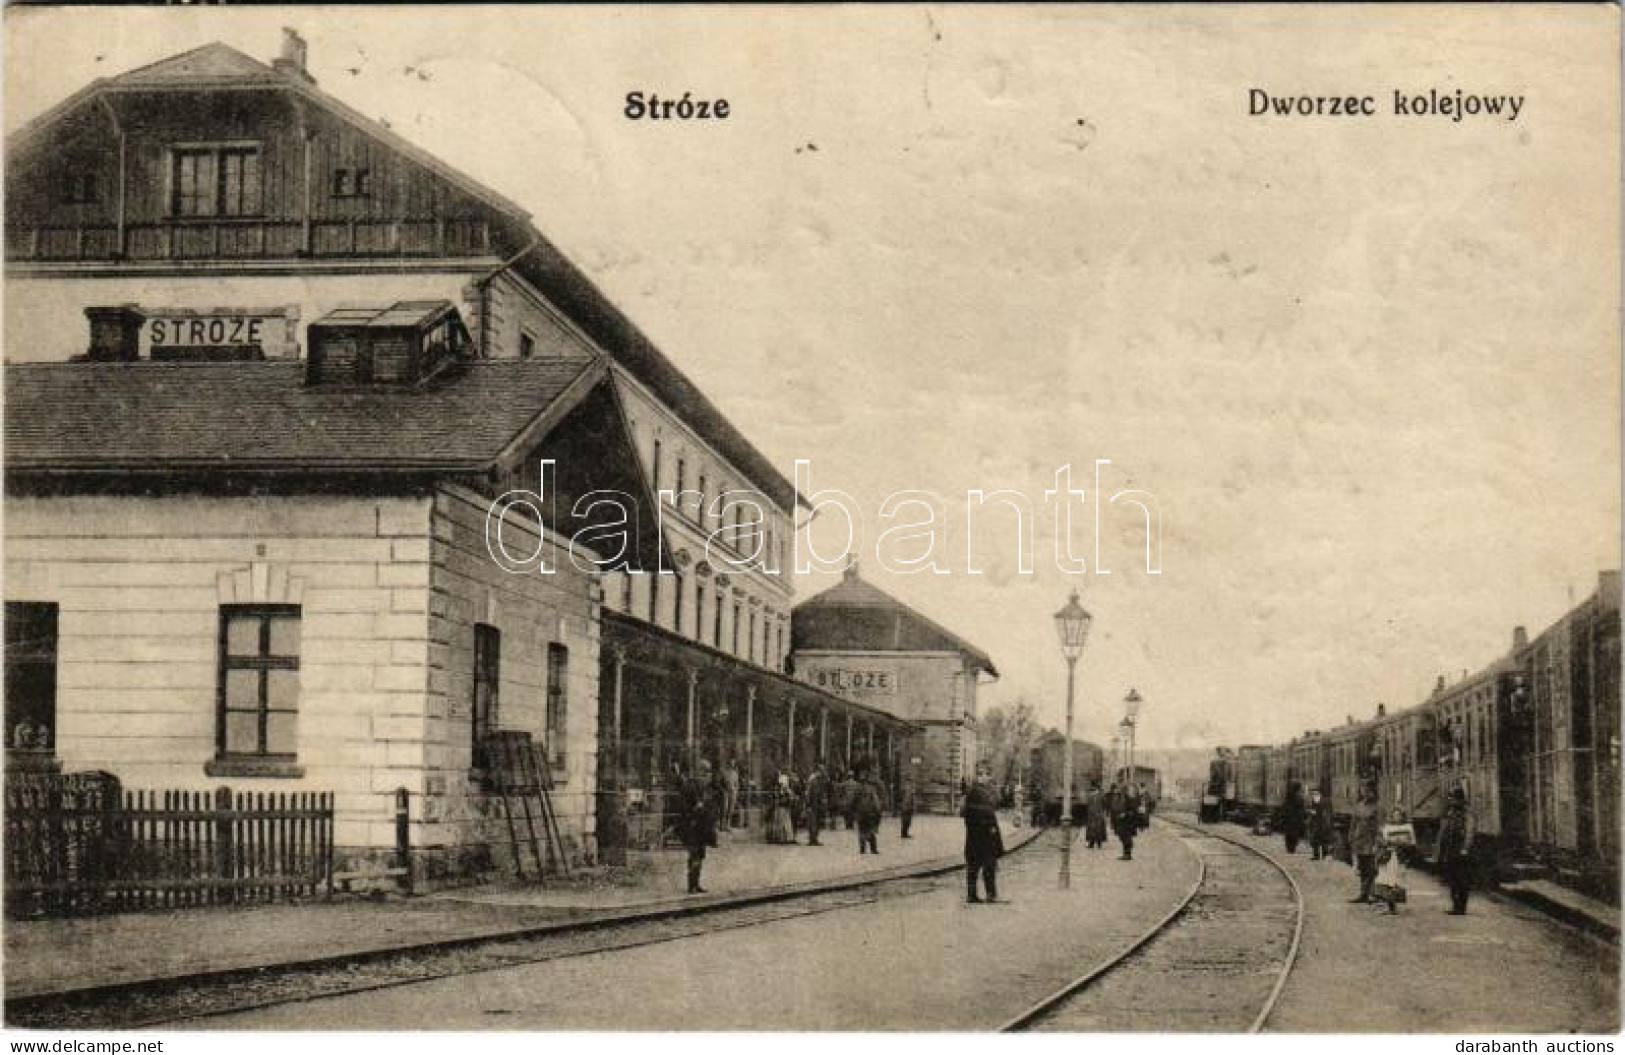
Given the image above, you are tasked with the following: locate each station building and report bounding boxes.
[790,566,998,812]
[3,32,912,878]
[3,314,660,884]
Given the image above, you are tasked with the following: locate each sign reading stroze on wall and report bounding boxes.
[139,307,300,359]
[811,668,898,695]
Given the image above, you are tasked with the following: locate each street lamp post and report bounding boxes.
[1053,591,1093,890]
[1123,687,1143,785]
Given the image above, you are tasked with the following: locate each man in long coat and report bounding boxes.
[841,771,861,830]
[1437,786,1478,914]
[1308,789,1335,860]
[1084,782,1109,849]
[679,759,720,894]
[1110,782,1142,860]
[854,766,885,854]
[962,768,1004,903]
[803,765,828,846]
[899,778,917,839]
[1280,783,1307,854]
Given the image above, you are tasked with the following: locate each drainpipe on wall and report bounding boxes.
[472,236,540,359]
[97,96,126,258]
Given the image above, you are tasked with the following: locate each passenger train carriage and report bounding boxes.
[1210,570,1619,897]
[1028,733,1105,824]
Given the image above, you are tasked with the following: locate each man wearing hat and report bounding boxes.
[1437,785,1478,915]
[961,765,1005,903]
[1348,781,1381,903]
[679,758,720,894]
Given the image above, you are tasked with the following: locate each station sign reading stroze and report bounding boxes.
[810,667,899,696]
[83,305,301,361]
[143,308,299,360]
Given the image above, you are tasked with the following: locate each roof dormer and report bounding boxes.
[306,301,471,386]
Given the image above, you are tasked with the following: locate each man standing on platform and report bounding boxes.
[1437,786,1478,915]
[962,765,1004,902]
[804,764,828,846]
[899,778,917,839]
[679,759,720,894]
[1110,781,1142,860]
[1348,782,1380,903]
[1309,788,1335,861]
[842,770,861,830]
[855,764,884,854]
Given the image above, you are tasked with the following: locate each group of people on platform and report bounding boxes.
[1268,780,1479,917]
[672,756,920,894]
[759,763,904,853]
[1274,783,1337,859]
[675,756,1013,905]
[1029,781,1154,861]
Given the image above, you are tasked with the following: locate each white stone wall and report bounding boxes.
[4,491,436,854]
[423,484,601,877]
[4,486,602,882]
[605,373,796,669]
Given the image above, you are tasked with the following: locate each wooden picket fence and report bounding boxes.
[5,774,334,917]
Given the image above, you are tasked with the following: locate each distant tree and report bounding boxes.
[979,698,1043,788]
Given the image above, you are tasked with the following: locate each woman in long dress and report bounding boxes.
[766,772,796,844]
[1372,809,1414,913]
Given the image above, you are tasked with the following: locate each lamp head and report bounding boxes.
[1053,590,1093,661]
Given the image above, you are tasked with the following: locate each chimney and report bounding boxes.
[1434,675,1446,696]
[273,29,313,84]
[1598,571,1620,613]
[1376,703,1386,717]
[84,305,145,361]
[1512,625,1529,651]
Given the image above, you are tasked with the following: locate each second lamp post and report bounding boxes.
[1052,590,1093,889]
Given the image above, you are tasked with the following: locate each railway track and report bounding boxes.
[1002,816,1304,1033]
[9,832,1048,1030]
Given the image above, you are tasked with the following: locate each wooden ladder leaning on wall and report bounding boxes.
[483,730,573,884]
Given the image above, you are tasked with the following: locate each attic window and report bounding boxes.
[332,167,372,198]
[171,144,261,218]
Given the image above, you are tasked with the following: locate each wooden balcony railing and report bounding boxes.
[6,218,494,264]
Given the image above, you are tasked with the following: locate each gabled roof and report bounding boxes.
[7,39,804,513]
[4,356,601,473]
[792,566,998,677]
[9,42,531,223]
[113,42,288,88]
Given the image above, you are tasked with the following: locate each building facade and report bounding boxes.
[5,32,878,872]
[4,33,801,660]
[790,566,998,812]
[3,325,668,886]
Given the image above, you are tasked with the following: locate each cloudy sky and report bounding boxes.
[7,6,1618,751]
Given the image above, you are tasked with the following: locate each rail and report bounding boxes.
[1001,813,1305,1033]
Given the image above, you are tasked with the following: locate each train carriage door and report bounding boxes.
[1572,632,1596,855]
